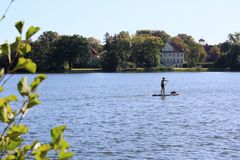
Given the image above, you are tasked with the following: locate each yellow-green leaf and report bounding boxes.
[59,149,74,160]
[7,125,28,139]
[26,26,40,40]
[30,74,47,92]
[0,68,4,78]
[25,42,31,53]
[4,154,16,160]
[0,86,3,92]
[4,95,18,102]
[27,93,41,109]
[15,57,37,73]
[23,144,32,153]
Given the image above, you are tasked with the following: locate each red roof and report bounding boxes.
[91,48,99,55]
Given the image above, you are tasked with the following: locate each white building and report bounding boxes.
[160,42,185,68]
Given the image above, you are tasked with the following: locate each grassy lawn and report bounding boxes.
[173,68,209,72]
[70,68,102,72]
[70,67,225,73]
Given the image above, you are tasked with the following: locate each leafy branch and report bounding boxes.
[0,21,74,160]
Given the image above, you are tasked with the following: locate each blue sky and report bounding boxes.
[0,0,240,44]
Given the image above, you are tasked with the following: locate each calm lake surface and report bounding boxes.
[4,72,240,159]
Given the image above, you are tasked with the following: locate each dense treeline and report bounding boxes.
[1,30,240,72]
[215,33,240,70]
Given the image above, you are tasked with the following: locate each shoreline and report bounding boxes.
[68,67,229,73]
[58,67,230,73]
[13,67,235,74]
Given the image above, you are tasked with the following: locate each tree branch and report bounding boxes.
[0,0,16,22]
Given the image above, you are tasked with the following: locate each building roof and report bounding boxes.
[199,38,205,42]
[90,48,99,55]
[168,42,184,52]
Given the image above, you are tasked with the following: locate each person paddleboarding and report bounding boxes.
[161,77,168,95]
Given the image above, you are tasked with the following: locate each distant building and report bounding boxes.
[160,42,185,68]
[198,39,217,62]
[90,48,100,67]
[199,38,206,45]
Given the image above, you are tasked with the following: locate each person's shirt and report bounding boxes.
[161,79,164,85]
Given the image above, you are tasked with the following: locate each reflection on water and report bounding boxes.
[4,72,240,159]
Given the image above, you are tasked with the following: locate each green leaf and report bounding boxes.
[30,74,47,92]
[51,125,66,145]
[7,125,28,139]
[27,93,41,109]
[0,42,11,63]
[18,77,31,97]
[51,125,71,151]
[7,137,23,150]
[15,57,37,73]
[26,26,40,40]
[0,42,10,55]
[15,21,24,34]
[16,36,22,43]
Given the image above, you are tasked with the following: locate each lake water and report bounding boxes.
[3,72,240,159]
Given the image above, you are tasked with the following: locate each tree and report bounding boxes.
[196,44,207,62]
[50,35,90,70]
[209,45,220,61]
[220,41,231,53]
[176,34,207,65]
[87,37,103,52]
[27,31,59,71]
[225,44,240,70]
[102,31,132,71]
[228,32,240,43]
[132,34,164,67]
[136,30,170,43]
[170,36,190,61]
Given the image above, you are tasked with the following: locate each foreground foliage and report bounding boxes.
[0,21,73,159]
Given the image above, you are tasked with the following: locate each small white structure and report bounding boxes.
[160,42,185,68]
[199,38,206,45]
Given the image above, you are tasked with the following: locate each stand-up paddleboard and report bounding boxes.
[152,93,179,96]
[152,91,180,96]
